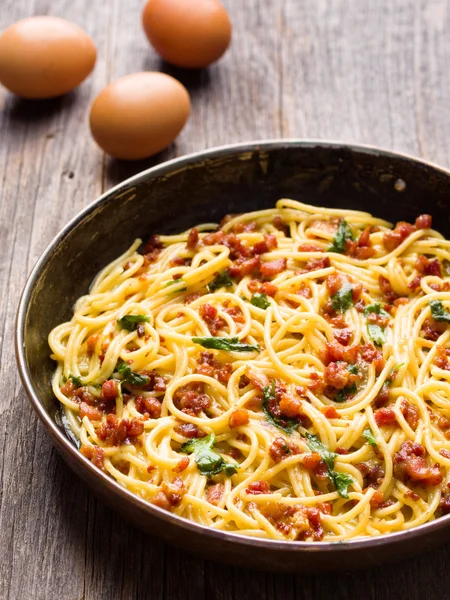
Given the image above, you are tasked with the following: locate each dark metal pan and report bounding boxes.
[15,140,450,572]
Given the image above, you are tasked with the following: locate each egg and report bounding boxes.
[142,0,232,69]
[0,16,96,99]
[89,72,190,160]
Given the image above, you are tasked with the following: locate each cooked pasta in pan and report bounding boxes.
[49,199,450,541]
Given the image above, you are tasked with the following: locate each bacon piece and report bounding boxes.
[440,449,450,459]
[227,256,261,279]
[174,384,210,416]
[173,457,190,473]
[207,483,225,506]
[143,234,163,254]
[302,256,330,272]
[298,243,322,252]
[102,379,118,402]
[324,362,350,390]
[422,318,446,342]
[253,234,278,254]
[326,272,343,296]
[80,445,105,470]
[308,372,325,393]
[161,477,187,507]
[232,221,258,233]
[86,334,99,354]
[297,283,312,298]
[199,303,226,336]
[334,328,352,346]
[269,437,300,463]
[394,441,442,486]
[174,422,206,439]
[440,492,450,514]
[322,406,339,419]
[151,491,171,511]
[229,409,249,428]
[246,481,270,495]
[301,453,322,470]
[400,398,419,430]
[379,275,398,303]
[60,380,77,398]
[79,402,102,421]
[374,407,396,426]
[359,343,385,374]
[383,221,416,252]
[97,414,144,446]
[273,215,289,235]
[186,227,199,250]
[260,258,287,278]
[278,393,303,418]
[134,395,162,419]
[74,386,95,405]
[225,306,245,324]
[370,490,384,507]
[415,214,432,229]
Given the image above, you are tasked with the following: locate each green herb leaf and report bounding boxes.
[347,364,359,375]
[334,383,357,403]
[250,292,271,310]
[115,360,149,386]
[181,433,238,477]
[305,432,354,498]
[367,323,386,346]
[69,375,83,388]
[443,260,450,276]
[207,271,234,293]
[262,382,298,434]
[192,336,260,352]
[363,303,390,319]
[328,220,355,253]
[305,432,335,471]
[430,300,450,323]
[331,282,354,312]
[330,471,354,499]
[117,314,150,331]
[363,427,377,446]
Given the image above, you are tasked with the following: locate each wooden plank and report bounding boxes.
[2,0,450,598]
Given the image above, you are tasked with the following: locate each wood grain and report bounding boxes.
[2,0,450,598]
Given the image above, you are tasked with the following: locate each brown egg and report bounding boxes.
[0,16,96,99]
[89,72,190,160]
[142,0,232,69]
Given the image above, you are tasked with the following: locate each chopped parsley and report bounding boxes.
[331,282,354,312]
[328,220,355,254]
[335,383,357,403]
[181,433,238,477]
[69,375,83,387]
[430,300,450,323]
[115,360,149,386]
[164,279,187,292]
[367,323,386,346]
[347,363,359,375]
[117,314,150,331]
[364,303,390,346]
[207,271,234,293]
[192,336,260,352]
[250,292,271,310]
[262,382,298,434]
[363,427,377,446]
[305,432,354,498]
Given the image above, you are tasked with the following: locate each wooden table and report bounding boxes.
[2,0,450,598]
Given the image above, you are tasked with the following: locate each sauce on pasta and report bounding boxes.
[49,199,450,541]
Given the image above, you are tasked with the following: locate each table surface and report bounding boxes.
[2,0,450,598]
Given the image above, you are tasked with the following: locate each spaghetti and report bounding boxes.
[49,199,450,541]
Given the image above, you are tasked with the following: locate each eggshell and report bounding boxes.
[0,16,96,99]
[142,0,231,69]
[89,72,190,160]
